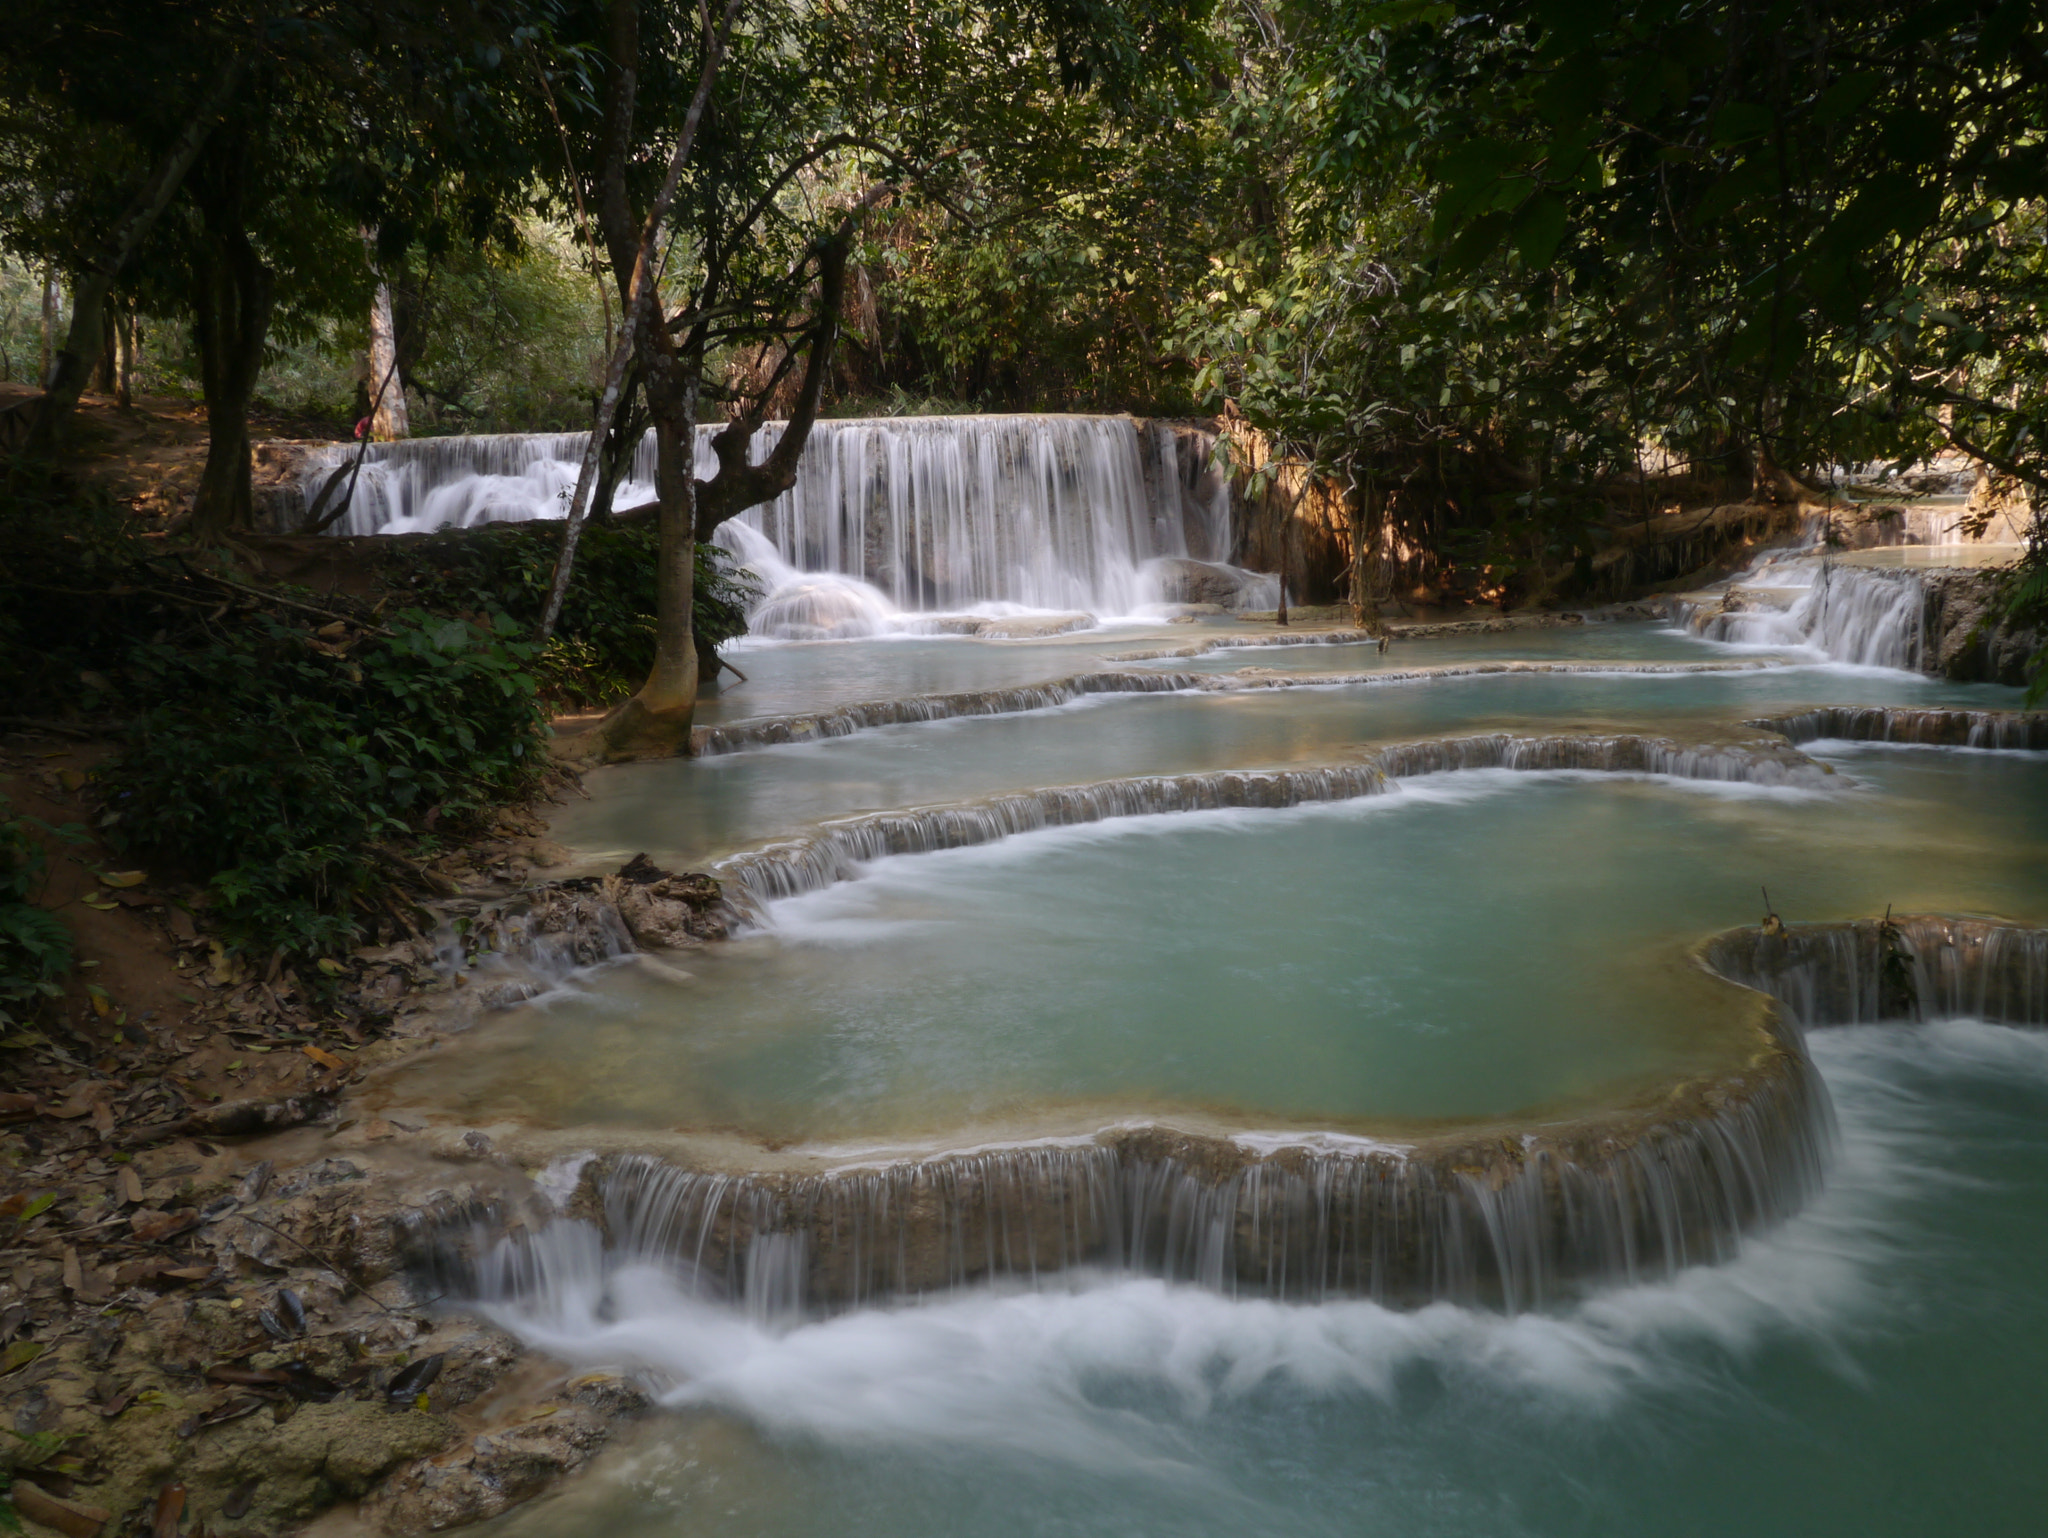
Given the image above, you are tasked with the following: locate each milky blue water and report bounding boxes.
[419,623,2048,1538]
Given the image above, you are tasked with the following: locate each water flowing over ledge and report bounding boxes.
[295,415,1276,634]
[1108,629,1375,661]
[1668,529,2040,683]
[421,1021,1827,1315]
[684,657,1786,758]
[707,731,1827,909]
[1747,706,2048,750]
[1678,563,1930,668]
[415,917,2048,1323]
[690,670,1203,755]
[1702,916,2048,1026]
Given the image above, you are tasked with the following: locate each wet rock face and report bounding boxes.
[363,1374,650,1533]
[609,854,731,947]
[1144,556,1265,609]
[1922,569,2042,686]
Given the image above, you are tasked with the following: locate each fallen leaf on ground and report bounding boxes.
[118,1165,144,1204]
[129,1207,198,1243]
[1,1340,45,1375]
[63,1246,106,1299]
[301,1044,346,1072]
[98,870,148,889]
[150,1482,186,1538]
[11,1480,112,1538]
[7,1190,58,1224]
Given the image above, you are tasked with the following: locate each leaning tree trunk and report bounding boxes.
[188,173,274,543]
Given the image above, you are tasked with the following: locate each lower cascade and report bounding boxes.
[416,916,2048,1329]
[425,1053,1828,1318]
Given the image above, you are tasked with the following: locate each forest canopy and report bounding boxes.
[2,0,2043,770]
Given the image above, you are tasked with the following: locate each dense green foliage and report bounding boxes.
[0,470,559,961]
[103,609,547,958]
[1170,2,2048,601]
[0,455,768,961]
[0,797,75,1029]
[378,522,758,705]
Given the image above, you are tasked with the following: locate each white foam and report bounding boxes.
[475,1020,2037,1470]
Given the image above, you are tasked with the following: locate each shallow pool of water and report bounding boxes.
[1835,543,2023,569]
[393,616,2048,1538]
[395,750,2048,1146]
[553,661,2026,868]
[1142,621,1732,674]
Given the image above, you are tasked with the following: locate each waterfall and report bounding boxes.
[419,1034,1829,1316]
[296,415,1274,636]
[1748,707,2048,751]
[1683,562,1927,668]
[1702,917,2048,1027]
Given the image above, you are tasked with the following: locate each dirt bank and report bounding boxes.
[0,725,733,1537]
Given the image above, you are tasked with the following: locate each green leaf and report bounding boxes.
[1710,102,1775,147]
[1512,194,1569,268]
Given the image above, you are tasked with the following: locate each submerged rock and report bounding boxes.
[1142,555,1269,609]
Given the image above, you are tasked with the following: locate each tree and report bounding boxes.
[0,1,552,535]
[1176,0,2048,613]
[0,4,253,450]
[546,0,1215,759]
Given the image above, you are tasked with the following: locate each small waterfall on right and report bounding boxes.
[1684,558,1927,668]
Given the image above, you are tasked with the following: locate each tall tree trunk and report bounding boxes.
[115,301,136,408]
[91,303,118,394]
[593,369,703,757]
[40,271,59,387]
[367,280,409,440]
[188,158,274,543]
[578,237,854,762]
[13,52,248,453]
[536,0,739,648]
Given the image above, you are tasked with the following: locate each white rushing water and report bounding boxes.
[301,415,1274,637]
[1692,561,1928,669]
[456,1018,2048,1538]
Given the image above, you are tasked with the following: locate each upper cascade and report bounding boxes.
[296,414,1275,638]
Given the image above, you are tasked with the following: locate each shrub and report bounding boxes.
[377,521,759,707]
[101,609,548,959]
[0,796,74,1030]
